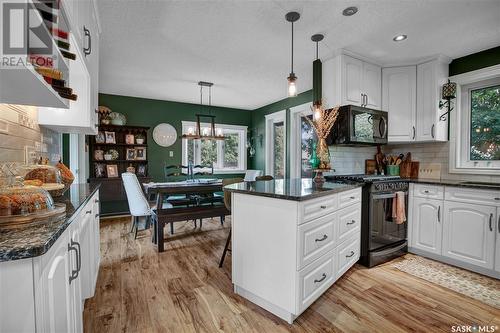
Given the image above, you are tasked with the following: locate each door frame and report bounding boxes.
[289,102,313,179]
[265,110,286,178]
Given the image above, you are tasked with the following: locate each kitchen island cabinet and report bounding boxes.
[225,179,362,323]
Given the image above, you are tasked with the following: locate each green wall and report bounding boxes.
[99,93,252,181]
[250,90,313,171]
[449,46,500,76]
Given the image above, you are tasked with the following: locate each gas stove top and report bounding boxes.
[328,174,402,183]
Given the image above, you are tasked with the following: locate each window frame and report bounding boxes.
[181,121,247,174]
[449,64,500,175]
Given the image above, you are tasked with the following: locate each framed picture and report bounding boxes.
[95,131,105,144]
[105,131,116,144]
[126,148,136,160]
[125,134,135,145]
[137,164,147,177]
[95,163,106,178]
[106,164,119,178]
[135,147,146,160]
[94,149,104,161]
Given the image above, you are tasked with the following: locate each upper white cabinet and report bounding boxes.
[323,54,382,110]
[382,57,450,143]
[382,66,417,142]
[38,0,100,134]
[416,59,449,141]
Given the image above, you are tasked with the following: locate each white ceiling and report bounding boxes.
[97,0,500,110]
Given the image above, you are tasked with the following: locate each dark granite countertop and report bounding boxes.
[0,183,100,262]
[409,178,500,190]
[224,179,363,201]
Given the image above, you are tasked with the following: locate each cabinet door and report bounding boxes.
[411,198,442,255]
[495,207,500,273]
[362,62,382,110]
[443,202,496,269]
[68,224,83,333]
[382,66,416,142]
[35,232,75,333]
[416,61,437,141]
[92,193,101,283]
[342,56,363,106]
[79,208,94,300]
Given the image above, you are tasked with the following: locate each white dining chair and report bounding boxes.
[122,172,172,239]
[243,169,263,181]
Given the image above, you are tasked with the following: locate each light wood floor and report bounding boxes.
[83,217,499,333]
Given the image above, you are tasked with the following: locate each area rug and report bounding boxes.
[391,256,500,308]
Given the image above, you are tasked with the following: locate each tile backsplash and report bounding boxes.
[0,104,61,164]
[326,142,499,183]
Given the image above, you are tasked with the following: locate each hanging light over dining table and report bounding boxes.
[181,81,225,140]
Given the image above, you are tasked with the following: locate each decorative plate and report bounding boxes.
[106,149,119,160]
[109,112,126,126]
[153,123,177,147]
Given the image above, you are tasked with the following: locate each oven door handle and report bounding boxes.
[372,193,396,200]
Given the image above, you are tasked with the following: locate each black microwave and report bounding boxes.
[327,105,388,145]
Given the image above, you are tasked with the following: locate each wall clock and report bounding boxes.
[153,123,177,147]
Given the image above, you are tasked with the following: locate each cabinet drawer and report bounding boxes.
[337,206,361,244]
[297,249,336,313]
[445,187,500,206]
[299,194,338,224]
[337,234,360,278]
[413,184,444,199]
[338,188,361,209]
[297,213,337,269]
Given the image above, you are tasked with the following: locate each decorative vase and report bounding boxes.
[309,142,320,169]
[316,138,331,170]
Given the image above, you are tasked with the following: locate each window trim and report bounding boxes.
[289,103,313,179]
[265,110,286,178]
[181,121,247,174]
[449,64,500,175]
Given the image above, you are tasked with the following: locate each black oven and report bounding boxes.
[327,105,388,145]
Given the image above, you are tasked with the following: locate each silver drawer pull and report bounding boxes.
[347,220,356,225]
[85,210,92,214]
[320,205,327,209]
[315,234,328,242]
[314,273,327,283]
[349,196,355,199]
[346,251,355,258]
[424,190,429,193]
[495,197,500,201]
[95,213,100,218]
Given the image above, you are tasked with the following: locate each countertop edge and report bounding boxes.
[1,184,101,262]
[225,183,363,201]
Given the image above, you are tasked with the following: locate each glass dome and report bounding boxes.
[0,184,55,217]
[17,164,65,195]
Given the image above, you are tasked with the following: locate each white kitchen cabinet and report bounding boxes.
[416,59,449,142]
[232,188,361,323]
[411,197,443,255]
[382,66,417,142]
[1,190,100,332]
[323,54,381,110]
[495,207,500,273]
[442,201,496,269]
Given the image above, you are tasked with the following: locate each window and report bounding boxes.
[181,122,247,173]
[450,65,500,175]
[265,111,286,179]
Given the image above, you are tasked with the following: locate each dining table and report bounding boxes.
[143,179,229,252]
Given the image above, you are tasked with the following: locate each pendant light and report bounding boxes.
[311,34,324,120]
[182,81,225,140]
[285,11,300,97]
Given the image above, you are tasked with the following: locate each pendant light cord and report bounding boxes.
[316,41,319,60]
[291,21,294,73]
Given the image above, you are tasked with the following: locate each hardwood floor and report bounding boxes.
[83,217,499,333]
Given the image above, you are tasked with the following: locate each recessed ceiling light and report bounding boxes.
[393,34,407,42]
[342,6,358,16]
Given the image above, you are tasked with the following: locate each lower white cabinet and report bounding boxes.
[232,188,361,324]
[411,197,443,255]
[0,190,100,332]
[442,201,496,269]
[409,184,500,278]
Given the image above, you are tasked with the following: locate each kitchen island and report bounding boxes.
[225,179,363,323]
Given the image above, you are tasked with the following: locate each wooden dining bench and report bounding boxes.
[153,204,230,252]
